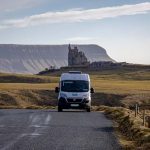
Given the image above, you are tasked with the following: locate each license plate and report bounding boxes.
[71,104,79,107]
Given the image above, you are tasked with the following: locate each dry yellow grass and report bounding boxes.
[0,69,150,108]
[0,72,59,83]
[0,73,150,94]
[91,79,150,94]
[0,83,58,90]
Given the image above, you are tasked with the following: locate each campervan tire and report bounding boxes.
[58,106,63,112]
[86,108,91,112]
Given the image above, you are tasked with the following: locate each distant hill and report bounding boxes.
[0,44,115,74]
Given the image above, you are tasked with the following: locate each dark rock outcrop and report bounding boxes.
[68,44,90,66]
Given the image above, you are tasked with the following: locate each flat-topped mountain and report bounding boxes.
[0,44,115,74]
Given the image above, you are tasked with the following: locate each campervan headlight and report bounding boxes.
[60,93,67,98]
[83,94,89,99]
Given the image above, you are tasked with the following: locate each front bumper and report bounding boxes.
[58,97,90,109]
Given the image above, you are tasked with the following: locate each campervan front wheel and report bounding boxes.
[58,106,63,112]
[86,107,91,112]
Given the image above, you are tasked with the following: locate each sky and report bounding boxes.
[0,0,150,64]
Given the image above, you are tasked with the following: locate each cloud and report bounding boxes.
[1,2,150,29]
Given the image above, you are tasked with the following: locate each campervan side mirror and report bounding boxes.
[55,87,59,93]
[90,87,94,94]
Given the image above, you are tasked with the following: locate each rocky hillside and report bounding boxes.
[0,44,115,74]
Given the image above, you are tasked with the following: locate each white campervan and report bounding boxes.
[55,71,94,112]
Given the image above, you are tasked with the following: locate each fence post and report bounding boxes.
[137,105,139,114]
[143,109,146,126]
[135,103,138,117]
[148,116,150,128]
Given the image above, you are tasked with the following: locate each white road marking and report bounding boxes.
[31,115,40,124]
[44,114,51,125]
[30,125,42,128]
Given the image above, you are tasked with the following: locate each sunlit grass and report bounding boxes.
[0,75,150,94]
[0,83,58,90]
[0,72,59,83]
[0,69,149,95]
[91,79,150,94]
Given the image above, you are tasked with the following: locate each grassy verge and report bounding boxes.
[94,106,150,150]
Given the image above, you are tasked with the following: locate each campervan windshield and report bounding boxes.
[61,80,89,92]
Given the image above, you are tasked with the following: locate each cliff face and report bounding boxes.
[0,44,115,74]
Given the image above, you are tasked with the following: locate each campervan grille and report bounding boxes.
[67,98,82,103]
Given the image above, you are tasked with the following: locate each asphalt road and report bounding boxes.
[0,109,121,150]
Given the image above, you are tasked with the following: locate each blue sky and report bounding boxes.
[0,0,150,64]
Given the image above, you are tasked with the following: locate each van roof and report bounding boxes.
[60,73,90,81]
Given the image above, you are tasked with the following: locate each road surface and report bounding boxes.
[0,109,121,150]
